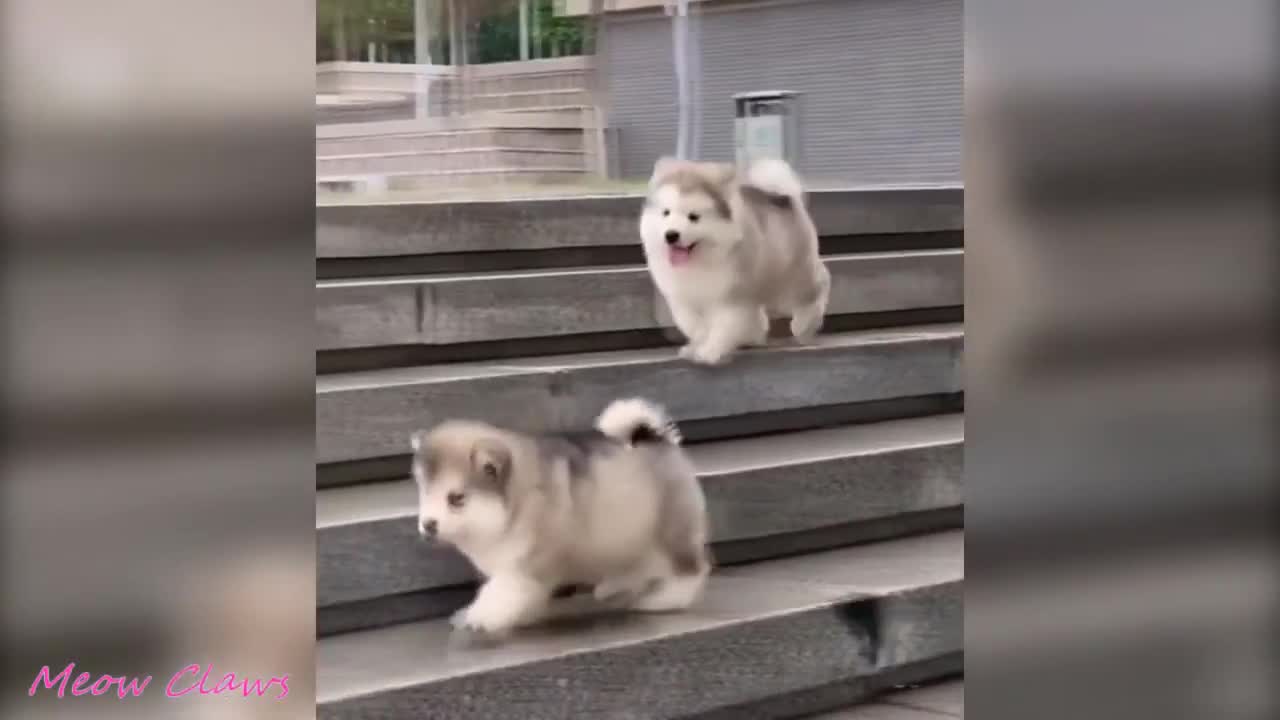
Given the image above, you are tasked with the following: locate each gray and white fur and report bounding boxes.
[640,157,830,365]
[412,398,710,636]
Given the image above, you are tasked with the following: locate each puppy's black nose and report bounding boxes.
[420,518,437,537]
[664,230,681,245]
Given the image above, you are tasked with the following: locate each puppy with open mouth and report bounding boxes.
[639,156,830,365]
[411,399,711,637]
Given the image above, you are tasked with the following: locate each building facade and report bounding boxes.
[593,0,962,184]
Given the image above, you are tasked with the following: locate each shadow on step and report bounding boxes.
[692,654,964,720]
[318,306,962,374]
[316,231,964,280]
[317,392,964,489]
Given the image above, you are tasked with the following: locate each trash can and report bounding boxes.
[733,91,800,167]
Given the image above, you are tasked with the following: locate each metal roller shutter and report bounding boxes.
[603,0,961,184]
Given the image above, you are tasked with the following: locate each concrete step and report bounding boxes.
[317,414,962,632]
[318,128,585,156]
[316,324,963,469]
[811,678,964,718]
[317,531,963,720]
[317,187,963,259]
[317,147,586,176]
[317,250,962,350]
[317,93,414,125]
[465,88,592,112]
[466,74,588,96]
[317,168,589,194]
[317,107,596,139]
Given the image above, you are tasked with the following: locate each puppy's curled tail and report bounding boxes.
[744,157,805,202]
[596,398,682,447]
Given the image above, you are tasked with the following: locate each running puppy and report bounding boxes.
[640,156,830,365]
[412,398,711,637]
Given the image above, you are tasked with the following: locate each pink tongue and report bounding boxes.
[668,246,692,266]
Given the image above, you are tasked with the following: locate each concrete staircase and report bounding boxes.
[315,187,964,718]
[316,110,599,193]
[317,58,601,191]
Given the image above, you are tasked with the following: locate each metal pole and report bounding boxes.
[688,5,701,160]
[453,0,468,65]
[458,0,468,65]
[414,0,433,118]
[381,17,389,62]
[531,0,541,59]
[335,3,347,61]
[671,0,692,159]
[519,0,530,61]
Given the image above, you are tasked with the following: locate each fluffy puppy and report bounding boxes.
[639,156,830,365]
[411,398,711,636]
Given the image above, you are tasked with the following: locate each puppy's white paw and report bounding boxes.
[593,576,657,606]
[449,605,479,631]
[679,341,726,364]
[449,604,477,629]
[687,342,733,366]
[450,602,512,637]
[690,348,732,366]
[592,579,627,604]
[631,573,707,613]
[789,309,823,342]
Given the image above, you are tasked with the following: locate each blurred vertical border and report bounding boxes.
[1,1,315,718]
[966,1,1278,719]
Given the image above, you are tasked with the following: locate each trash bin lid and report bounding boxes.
[733,90,798,101]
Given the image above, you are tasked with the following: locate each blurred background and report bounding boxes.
[314,0,962,201]
[966,1,1278,718]
[1,1,315,718]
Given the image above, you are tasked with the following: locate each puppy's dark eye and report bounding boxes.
[446,492,466,509]
[662,209,670,217]
[688,213,700,223]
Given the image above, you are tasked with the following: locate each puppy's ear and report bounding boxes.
[470,439,511,490]
[705,162,737,187]
[410,430,429,452]
[650,156,683,187]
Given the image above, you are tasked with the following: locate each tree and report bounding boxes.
[317,0,416,62]
[473,0,584,62]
